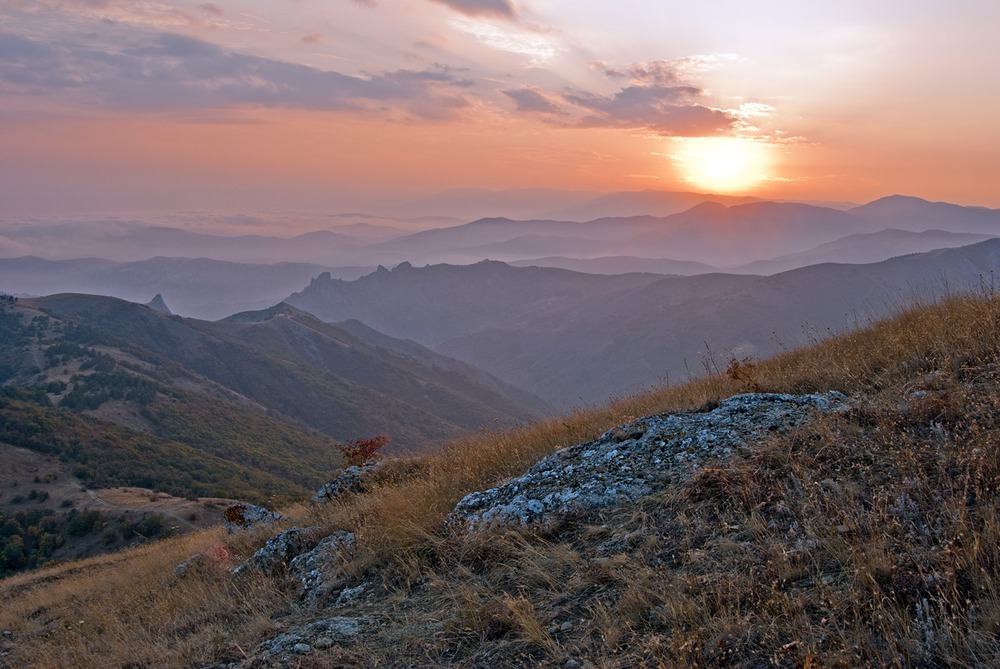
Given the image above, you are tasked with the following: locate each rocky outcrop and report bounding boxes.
[232,526,320,576]
[448,392,849,530]
[223,503,282,532]
[144,293,171,314]
[312,461,385,502]
[288,531,356,606]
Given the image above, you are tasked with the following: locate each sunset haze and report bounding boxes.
[2,0,998,216]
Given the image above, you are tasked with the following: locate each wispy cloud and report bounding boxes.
[351,0,516,20]
[429,0,517,20]
[501,86,564,114]
[0,28,475,119]
[198,3,223,16]
[450,17,562,64]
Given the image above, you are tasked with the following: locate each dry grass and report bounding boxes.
[3,291,1000,667]
[0,527,291,668]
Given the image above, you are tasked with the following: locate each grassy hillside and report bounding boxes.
[2,291,1000,667]
[0,395,307,502]
[24,294,549,451]
[0,296,340,498]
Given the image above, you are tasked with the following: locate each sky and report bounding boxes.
[1,0,998,216]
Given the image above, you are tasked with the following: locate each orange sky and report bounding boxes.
[1,1,998,216]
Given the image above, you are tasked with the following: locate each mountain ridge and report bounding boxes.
[288,239,1000,407]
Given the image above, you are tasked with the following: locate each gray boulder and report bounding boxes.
[449,392,848,530]
[223,502,282,532]
[232,526,320,576]
[288,530,356,605]
[312,461,385,503]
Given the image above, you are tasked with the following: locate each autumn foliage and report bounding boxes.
[337,435,388,467]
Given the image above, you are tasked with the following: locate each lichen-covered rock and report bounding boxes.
[334,583,367,608]
[288,530,356,605]
[312,461,385,503]
[232,526,320,576]
[255,615,367,657]
[223,502,282,532]
[449,392,848,530]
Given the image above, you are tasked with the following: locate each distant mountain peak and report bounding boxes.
[873,194,932,204]
[852,195,999,219]
[856,195,936,210]
[221,301,314,324]
[145,293,171,314]
[468,217,518,226]
[683,201,729,215]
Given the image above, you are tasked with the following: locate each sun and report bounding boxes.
[672,137,772,193]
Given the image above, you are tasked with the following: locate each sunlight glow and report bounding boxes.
[672,137,772,193]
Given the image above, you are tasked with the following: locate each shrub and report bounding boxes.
[337,435,389,467]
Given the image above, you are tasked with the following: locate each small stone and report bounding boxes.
[565,659,581,668]
[836,525,849,534]
[548,625,559,634]
[293,643,311,654]
[560,621,574,632]
[313,636,335,650]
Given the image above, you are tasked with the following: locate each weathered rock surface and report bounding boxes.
[251,615,367,662]
[449,392,848,529]
[233,526,320,576]
[312,461,385,502]
[223,502,282,532]
[288,530,356,605]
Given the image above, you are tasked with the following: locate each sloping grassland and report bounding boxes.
[2,290,1000,667]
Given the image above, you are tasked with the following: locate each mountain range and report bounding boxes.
[5,196,997,323]
[361,196,1000,268]
[287,239,1000,407]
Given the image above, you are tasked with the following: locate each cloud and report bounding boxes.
[351,0,516,19]
[198,3,223,16]
[563,87,736,136]
[450,17,561,64]
[428,0,517,20]
[0,29,476,118]
[589,60,685,86]
[501,87,563,114]
[502,60,741,137]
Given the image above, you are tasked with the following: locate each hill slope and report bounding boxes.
[13,295,549,452]
[3,285,1000,668]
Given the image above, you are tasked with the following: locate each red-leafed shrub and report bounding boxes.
[338,435,388,467]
